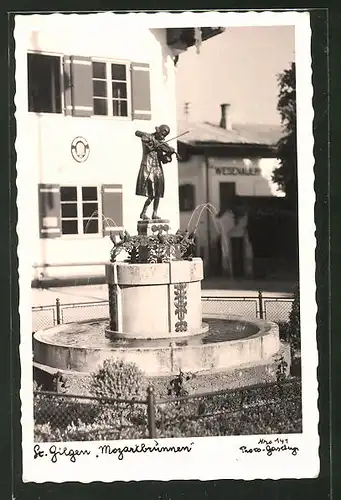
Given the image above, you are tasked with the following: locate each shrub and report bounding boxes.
[90,359,144,399]
[156,379,302,438]
[34,420,147,442]
[34,394,101,429]
[33,361,148,442]
[167,370,195,397]
[33,380,42,392]
[275,355,288,383]
[89,359,146,428]
[33,392,148,441]
[35,423,58,442]
[278,321,289,342]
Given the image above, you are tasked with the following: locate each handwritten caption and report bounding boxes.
[33,441,195,463]
[239,437,299,456]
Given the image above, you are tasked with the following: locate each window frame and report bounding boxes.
[60,185,102,238]
[27,50,66,116]
[91,58,132,120]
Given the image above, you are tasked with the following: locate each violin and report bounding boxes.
[154,139,181,162]
[135,130,181,162]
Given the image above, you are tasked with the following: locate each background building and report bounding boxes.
[178,104,296,279]
[15,17,224,285]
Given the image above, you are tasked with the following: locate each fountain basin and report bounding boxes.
[33,314,281,376]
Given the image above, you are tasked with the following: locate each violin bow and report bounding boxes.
[148,129,191,153]
[161,129,191,144]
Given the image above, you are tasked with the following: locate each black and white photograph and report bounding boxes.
[15,11,318,482]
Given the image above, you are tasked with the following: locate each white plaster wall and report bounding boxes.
[15,16,180,279]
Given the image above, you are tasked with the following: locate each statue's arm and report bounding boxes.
[135,130,152,142]
[135,131,156,151]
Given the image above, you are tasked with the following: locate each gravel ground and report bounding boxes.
[54,360,287,399]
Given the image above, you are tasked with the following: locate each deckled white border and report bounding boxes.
[15,11,318,482]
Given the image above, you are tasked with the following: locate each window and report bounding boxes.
[60,186,99,235]
[39,183,123,238]
[28,53,62,113]
[92,61,128,117]
[179,184,195,212]
[27,53,151,119]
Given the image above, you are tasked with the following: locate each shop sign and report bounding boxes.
[215,166,261,176]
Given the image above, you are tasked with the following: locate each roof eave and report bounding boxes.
[167,27,226,53]
[179,140,277,150]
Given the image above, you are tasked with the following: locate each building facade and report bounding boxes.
[177,106,295,279]
[15,16,224,284]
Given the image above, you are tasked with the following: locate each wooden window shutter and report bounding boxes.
[38,184,61,238]
[63,56,72,116]
[101,184,123,237]
[131,63,152,120]
[70,56,93,117]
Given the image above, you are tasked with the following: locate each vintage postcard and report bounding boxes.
[15,10,318,482]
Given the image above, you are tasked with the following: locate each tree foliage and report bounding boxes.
[287,286,301,358]
[272,62,297,209]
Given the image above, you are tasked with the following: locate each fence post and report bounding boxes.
[258,290,264,319]
[56,298,61,325]
[146,386,157,439]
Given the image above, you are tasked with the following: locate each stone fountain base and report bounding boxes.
[33,314,285,377]
[33,219,290,384]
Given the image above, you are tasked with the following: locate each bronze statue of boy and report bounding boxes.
[135,124,180,220]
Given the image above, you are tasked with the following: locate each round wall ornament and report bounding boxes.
[71,136,90,163]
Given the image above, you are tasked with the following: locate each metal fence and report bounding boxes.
[32,299,109,332]
[32,293,294,332]
[60,300,109,325]
[32,305,57,332]
[202,296,259,318]
[154,378,302,438]
[34,390,150,441]
[202,296,293,323]
[34,379,301,441]
[263,298,293,323]
[32,292,294,333]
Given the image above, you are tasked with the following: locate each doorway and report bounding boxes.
[219,182,236,214]
[231,237,245,278]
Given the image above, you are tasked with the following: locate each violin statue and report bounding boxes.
[135,124,181,221]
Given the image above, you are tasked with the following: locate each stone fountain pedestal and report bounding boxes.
[33,218,287,379]
[105,219,208,340]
